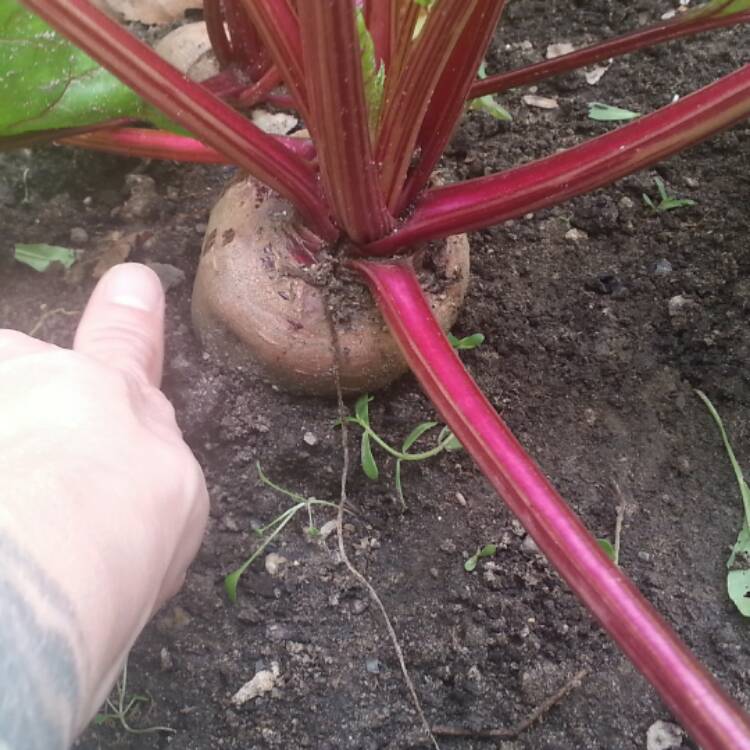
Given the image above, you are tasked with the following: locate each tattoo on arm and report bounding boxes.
[0,535,83,750]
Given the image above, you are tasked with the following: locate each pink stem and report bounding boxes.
[367,63,750,255]
[21,0,337,242]
[298,0,394,243]
[203,0,233,69]
[470,4,750,97]
[59,127,316,162]
[354,258,750,750]
[397,0,508,213]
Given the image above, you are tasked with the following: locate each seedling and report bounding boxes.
[448,331,486,350]
[696,390,750,617]
[597,538,618,564]
[588,102,641,122]
[7,0,750,744]
[93,659,174,735]
[342,394,462,506]
[224,463,340,602]
[643,176,697,213]
[464,542,497,571]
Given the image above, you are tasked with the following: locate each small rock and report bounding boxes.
[637,551,651,563]
[159,647,174,671]
[319,519,338,540]
[366,658,382,674]
[147,261,186,291]
[351,599,368,615]
[231,662,280,706]
[119,174,159,220]
[221,514,239,532]
[440,539,457,554]
[303,431,318,446]
[546,42,575,59]
[584,64,609,85]
[521,535,540,554]
[654,259,673,276]
[667,294,692,317]
[430,567,439,579]
[646,720,684,750]
[195,222,208,234]
[565,228,589,244]
[265,552,288,577]
[455,491,467,507]
[522,94,559,110]
[251,109,298,135]
[70,227,89,244]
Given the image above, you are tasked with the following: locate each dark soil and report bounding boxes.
[1,3,749,749]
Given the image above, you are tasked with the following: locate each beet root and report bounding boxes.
[192,176,470,396]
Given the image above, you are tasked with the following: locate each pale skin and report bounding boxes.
[0,263,209,750]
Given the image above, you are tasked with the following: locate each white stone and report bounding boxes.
[546,42,575,59]
[522,95,559,110]
[646,720,684,750]
[264,553,288,577]
[231,663,280,706]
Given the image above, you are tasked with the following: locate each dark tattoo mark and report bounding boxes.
[0,534,82,750]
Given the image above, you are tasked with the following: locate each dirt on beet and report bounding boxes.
[1,2,749,748]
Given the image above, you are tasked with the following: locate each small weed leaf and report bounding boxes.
[465,543,497,571]
[643,176,696,213]
[355,393,373,425]
[588,102,640,122]
[439,426,463,452]
[728,569,750,617]
[448,331,486,350]
[402,421,438,452]
[697,390,750,617]
[469,61,512,122]
[361,432,379,480]
[14,243,76,272]
[598,538,617,563]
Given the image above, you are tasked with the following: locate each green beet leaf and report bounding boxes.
[0,1,148,136]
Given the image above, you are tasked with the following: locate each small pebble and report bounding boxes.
[455,491,467,507]
[265,553,288,576]
[70,227,89,244]
[637,551,651,563]
[521,535,540,554]
[646,720,684,750]
[522,94,559,110]
[303,431,318,446]
[195,222,208,234]
[668,294,692,316]
[366,659,382,674]
[654,259,673,276]
[546,42,575,59]
[147,261,186,291]
[159,647,174,671]
[351,599,368,615]
[565,228,589,243]
[440,539,457,554]
[231,663,280,706]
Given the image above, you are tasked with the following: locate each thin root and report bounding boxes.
[324,299,440,750]
[28,307,79,338]
[431,668,588,739]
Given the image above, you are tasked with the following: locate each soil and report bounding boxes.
[1,2,749,749]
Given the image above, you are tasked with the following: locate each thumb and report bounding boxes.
[74,263,165,387]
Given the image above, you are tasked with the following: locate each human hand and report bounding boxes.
[0,264,209,744]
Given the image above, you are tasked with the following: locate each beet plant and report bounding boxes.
[4,0,750,746]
